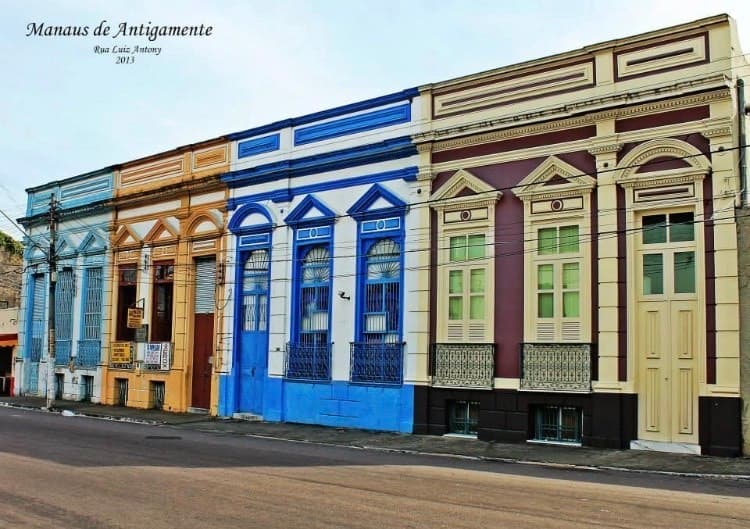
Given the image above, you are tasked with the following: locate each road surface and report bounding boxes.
[1,407,748,528]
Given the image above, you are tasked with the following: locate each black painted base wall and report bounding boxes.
[413,386,637,449]
[699,396,742,456]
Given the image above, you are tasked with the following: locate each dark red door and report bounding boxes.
[191,257,216,410]
[191,313,213,409]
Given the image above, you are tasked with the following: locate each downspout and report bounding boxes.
[738,78,747,206]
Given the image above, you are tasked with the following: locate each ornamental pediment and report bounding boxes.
[514,156,595,202]
[430,169,502,211]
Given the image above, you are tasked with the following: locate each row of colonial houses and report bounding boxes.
[15,14,750,456]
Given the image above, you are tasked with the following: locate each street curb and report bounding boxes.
[0,401,161,425]
[238,432,750,481]
[4,402,750,481]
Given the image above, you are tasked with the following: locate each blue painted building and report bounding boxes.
[17,168,114,401]
[218,89,431,431]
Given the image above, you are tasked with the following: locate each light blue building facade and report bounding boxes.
[218,89,431,431]
[17,168,114,401]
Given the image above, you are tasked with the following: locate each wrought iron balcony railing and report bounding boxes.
[76,340,101,368]
[285,343,331,380]
[55,340,72,366]
[431,343,495,389]
[350,342,404,384]
[520,343,594,393]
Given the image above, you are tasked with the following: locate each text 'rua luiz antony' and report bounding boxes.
[26,21,214,41]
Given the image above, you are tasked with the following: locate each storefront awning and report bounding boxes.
[0,334,18,347]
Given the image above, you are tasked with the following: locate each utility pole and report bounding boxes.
[45,193,58,410]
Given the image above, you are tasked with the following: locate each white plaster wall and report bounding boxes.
[231,98,423,172]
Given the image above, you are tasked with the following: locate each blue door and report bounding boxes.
[238,248,270,413]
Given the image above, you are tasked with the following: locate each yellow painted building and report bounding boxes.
[101,140,229,414]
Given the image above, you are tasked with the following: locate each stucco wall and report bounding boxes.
[738,206,750,455]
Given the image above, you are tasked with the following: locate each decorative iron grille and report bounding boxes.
[55,340,72,366]
[350,342,404,384]
[115,378,128,406]
[533,405,582,443]
[76,340,101,367]
[150,381,165,410]
[431,343,494,389]
[285,343,331,380]
[520,343,593,392]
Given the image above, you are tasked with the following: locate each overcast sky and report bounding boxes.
[1,0,749,239]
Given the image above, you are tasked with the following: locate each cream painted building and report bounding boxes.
[414,14,747,455]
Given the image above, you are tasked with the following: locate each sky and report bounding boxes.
[1,0,749,240]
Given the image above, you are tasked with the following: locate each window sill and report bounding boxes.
[443,433,478,439]
[527,439,582,447]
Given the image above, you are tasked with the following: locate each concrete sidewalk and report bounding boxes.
[3,395,749,478]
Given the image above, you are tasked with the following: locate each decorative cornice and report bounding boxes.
[588,143,623,156]
[422,83,730,154]
[618,171,706,189]
[702,126,733,139]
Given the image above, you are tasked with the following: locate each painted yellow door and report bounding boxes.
[637,297,698,443]
[636,212,699,444]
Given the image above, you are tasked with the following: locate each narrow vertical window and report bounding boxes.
[79,267,103,367]
[116,265,137,341]
[151,261,174,342]
[242,249,269,332]
[298,246,330,347]
[362,239,401,343]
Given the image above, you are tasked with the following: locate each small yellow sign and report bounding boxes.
[127,308,143,329]
[110,342,133,364]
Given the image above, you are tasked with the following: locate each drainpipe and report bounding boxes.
[738,79,747,206]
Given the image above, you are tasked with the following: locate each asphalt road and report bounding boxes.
[1,407,749,529]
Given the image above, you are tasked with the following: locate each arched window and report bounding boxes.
[299,245,330,346]
[363,238,401,343]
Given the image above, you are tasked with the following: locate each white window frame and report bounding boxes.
[515,156,595,343]
[430,169,502,343]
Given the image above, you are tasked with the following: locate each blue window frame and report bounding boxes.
[287,244,332,380]
[350,216,405,386]
[29,273,46,362]
[78,267,102,367]
[55,268,75,365]
[362,238,401,343]
[241,249,270,332]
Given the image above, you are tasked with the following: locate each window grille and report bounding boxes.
[242,249,269,332]
[115,378,128,406]
[299,246,330,347]
[150,381,165,410]
[448,400,479,435]
[533,405,582,443]
[77,267,103,367]
[30,274,46,362]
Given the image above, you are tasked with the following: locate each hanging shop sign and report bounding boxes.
[127,308,143,328]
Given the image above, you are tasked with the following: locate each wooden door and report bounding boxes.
[191,313,213,409]
[636,212,699,445]
[191,258,215,410]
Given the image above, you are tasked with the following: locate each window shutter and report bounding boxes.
[561,321,581,341]
[194,257,216,314]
